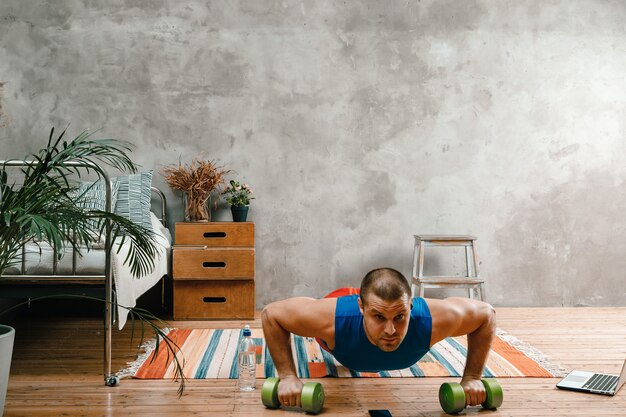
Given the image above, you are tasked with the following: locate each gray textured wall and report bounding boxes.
[1,1,625,307]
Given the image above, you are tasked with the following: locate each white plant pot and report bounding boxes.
[0,325,15,417]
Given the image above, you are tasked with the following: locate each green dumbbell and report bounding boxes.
[261,377,325,414]
[439,378,503,414]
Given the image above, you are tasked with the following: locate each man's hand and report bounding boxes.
[460,377,486,406]
[277,375,304,408]
[427,297,495,408]
[261,297,335,407]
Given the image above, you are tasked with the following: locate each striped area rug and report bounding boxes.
[127,328,563,380]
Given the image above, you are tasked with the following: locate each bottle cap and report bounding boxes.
[243,324,251,337]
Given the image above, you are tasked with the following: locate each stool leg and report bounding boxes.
[471,241,484,301]
[418,241,425,277]
[471,241,480,277]
[479,284,486,302]
[465,246,474,299]
[411,238,419,298]
[417,240,425,298]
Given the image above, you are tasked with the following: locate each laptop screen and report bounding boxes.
[617,358,626,393]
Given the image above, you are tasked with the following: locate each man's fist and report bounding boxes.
[277,375,304,407]
[460,377,487,406]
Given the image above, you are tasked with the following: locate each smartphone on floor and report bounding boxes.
[369,410,392,417]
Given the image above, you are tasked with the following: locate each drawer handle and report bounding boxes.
[202,261,226,268]
[203,232,226,238]
[203,297,226,303]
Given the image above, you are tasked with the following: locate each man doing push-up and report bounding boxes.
[261,267,496,408]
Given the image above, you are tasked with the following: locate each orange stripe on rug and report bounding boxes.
[134,329,192,379]
[490,336,554,377]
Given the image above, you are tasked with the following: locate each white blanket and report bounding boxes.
[112,212,171,329]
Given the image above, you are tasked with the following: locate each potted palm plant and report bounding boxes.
[0,128,184,414]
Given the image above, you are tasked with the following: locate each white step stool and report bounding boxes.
[411,235,486,301]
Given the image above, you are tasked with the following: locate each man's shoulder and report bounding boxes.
[334,294,362,316]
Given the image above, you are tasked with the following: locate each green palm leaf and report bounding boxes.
[0,127,155,276]
[0,127,185,395]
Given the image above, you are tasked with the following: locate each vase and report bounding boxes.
[183,193,210,222]
[0,325,15,416]
[231,206,249,222]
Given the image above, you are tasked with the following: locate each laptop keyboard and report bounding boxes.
[583,373,619,393]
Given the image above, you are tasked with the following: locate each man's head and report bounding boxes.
[357,268,412,352]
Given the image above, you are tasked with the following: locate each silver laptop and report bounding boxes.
[556,358,626,396]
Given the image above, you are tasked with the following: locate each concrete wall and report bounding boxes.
[1,1,625,307]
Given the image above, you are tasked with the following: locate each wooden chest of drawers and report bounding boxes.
[172,222,255,319]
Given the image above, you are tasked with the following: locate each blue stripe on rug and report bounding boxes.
[446,338,494,378]
[293,336,310,378]
[447,337,468,357]
[194,329,223,378]
[428,344,461,377]
[264,344,276,378]
[229,330,243,379]
[320,348,338,377]
[409,363,424,376]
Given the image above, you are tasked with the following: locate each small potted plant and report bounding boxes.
[161,159,229,222]
[223,180,254,222]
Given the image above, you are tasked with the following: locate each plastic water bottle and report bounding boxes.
[238,325,256,391]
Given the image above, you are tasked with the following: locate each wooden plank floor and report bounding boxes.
[4,307,626,416]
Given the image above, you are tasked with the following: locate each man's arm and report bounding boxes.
[426,297,496,406]
[261,297,335,407]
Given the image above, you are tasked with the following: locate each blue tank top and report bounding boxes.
[329,294,432,372]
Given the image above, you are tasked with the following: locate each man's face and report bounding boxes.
[358,293,411,352]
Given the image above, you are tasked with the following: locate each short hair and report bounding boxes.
[359,268,411,305]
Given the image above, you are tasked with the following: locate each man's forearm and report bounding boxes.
[462,304,496,380]
[261,306,298,379]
